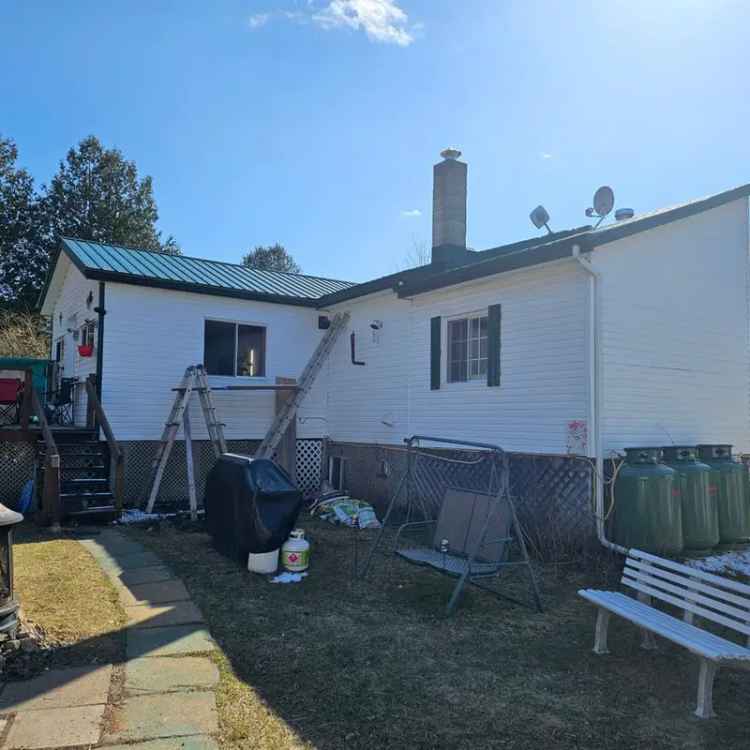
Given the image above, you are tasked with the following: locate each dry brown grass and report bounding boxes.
[126,518,750,750]
[13,526,126,666]
[0,310,49,359]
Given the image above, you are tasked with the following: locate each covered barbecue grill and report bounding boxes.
[204,454,303,563]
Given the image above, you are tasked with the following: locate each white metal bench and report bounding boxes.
[579,548,750,718]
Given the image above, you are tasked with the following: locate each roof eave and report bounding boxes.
[396,236,591,298]
[81,269,320,307]
[589,184,750,248]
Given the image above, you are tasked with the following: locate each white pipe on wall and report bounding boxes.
[571,244,627,555]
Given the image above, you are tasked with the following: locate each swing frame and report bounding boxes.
[359,435,543,615]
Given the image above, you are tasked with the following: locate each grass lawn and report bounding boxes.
[127,518,748,750]
[13,525,126,668]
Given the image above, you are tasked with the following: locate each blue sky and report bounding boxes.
[2,1,749,282]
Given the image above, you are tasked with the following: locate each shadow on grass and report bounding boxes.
[123,518,750,750]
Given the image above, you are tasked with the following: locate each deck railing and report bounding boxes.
[85,375,124,513]
[22,375,63,527]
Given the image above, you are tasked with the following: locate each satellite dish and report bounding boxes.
[529,205,552,234]
[592,186,615,217]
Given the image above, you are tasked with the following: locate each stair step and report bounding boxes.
[61,491,114,500]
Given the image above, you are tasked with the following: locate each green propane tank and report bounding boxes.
[612,447,683,554]
[661,446,719,553]
[696,444,750,547]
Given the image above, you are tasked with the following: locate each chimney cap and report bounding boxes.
[440,147,462,160]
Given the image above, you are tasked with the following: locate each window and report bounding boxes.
[204,320,266,377]
[447,314,488,383]
[80,321,95,348]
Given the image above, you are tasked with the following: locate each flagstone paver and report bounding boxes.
[0,665,112,712]
[0,529,222,750]
[126,601,205,629]
[102,736,219,750]
[127,625,215,659]
[125,658,219,695]
[118,566,175,587]
[119,579,191,607]
[106,691,218,743]
[5,705,106,749]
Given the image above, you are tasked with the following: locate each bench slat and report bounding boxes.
[626,558,750,613]
[579,589,750,661]
[630,549,750,597]
[622,576,750,637]
[624,563,750,623]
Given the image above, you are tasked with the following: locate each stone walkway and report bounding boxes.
[0,529,220,750]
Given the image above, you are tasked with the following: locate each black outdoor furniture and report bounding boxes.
[204,454,304,563]
[47,377,76,425]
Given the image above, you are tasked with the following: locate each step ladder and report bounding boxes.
[145,365,227,516]
[256,311,350,460]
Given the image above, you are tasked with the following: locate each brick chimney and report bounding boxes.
[432,148,470,269]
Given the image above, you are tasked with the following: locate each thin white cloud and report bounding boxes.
[248,12,271,28]
[246,2,418,46]
[313,0,415,46]
[540,152,553,160]
[400,208,421,218]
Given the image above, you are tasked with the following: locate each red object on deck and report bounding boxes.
[78,344,93,357]
[0,378,21,404]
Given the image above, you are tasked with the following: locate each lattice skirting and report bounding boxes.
[326,441,595,560]
[0,442,36,506]
[121,438,324,507]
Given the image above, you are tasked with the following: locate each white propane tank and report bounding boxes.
[247,549,279,575]
[281,529,310,572]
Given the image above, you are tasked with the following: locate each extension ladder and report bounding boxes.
[255,311,350,459]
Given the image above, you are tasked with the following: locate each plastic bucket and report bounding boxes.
[247,548,279,574]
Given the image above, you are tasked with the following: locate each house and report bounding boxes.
[37,150,750,540]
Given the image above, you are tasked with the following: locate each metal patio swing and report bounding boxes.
[360,436,543,615]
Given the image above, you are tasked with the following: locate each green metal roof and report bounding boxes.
[59,238,354,305]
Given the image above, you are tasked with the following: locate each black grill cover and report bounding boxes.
[204,454,303,562]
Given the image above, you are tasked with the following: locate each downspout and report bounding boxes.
[571,244,626,555]
[93,281,106,404]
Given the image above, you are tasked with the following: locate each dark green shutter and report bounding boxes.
[430,316,441,390]
[487,304,501,387]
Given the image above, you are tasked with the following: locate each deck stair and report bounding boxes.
[37,429,117,521]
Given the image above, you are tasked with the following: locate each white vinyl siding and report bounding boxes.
[48,258,99,425]
[102,283,327,441]
[326,261,590,453]
[594,198,750,454]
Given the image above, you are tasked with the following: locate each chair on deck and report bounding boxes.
[47,377,76,425]
[0,378,22,424]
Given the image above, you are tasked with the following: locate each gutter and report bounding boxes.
[571,244,627,555]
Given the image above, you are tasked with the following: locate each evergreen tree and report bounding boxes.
[0,135,45,309]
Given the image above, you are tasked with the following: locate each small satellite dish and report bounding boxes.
[592,186,615,217]
[529,205,552,234]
